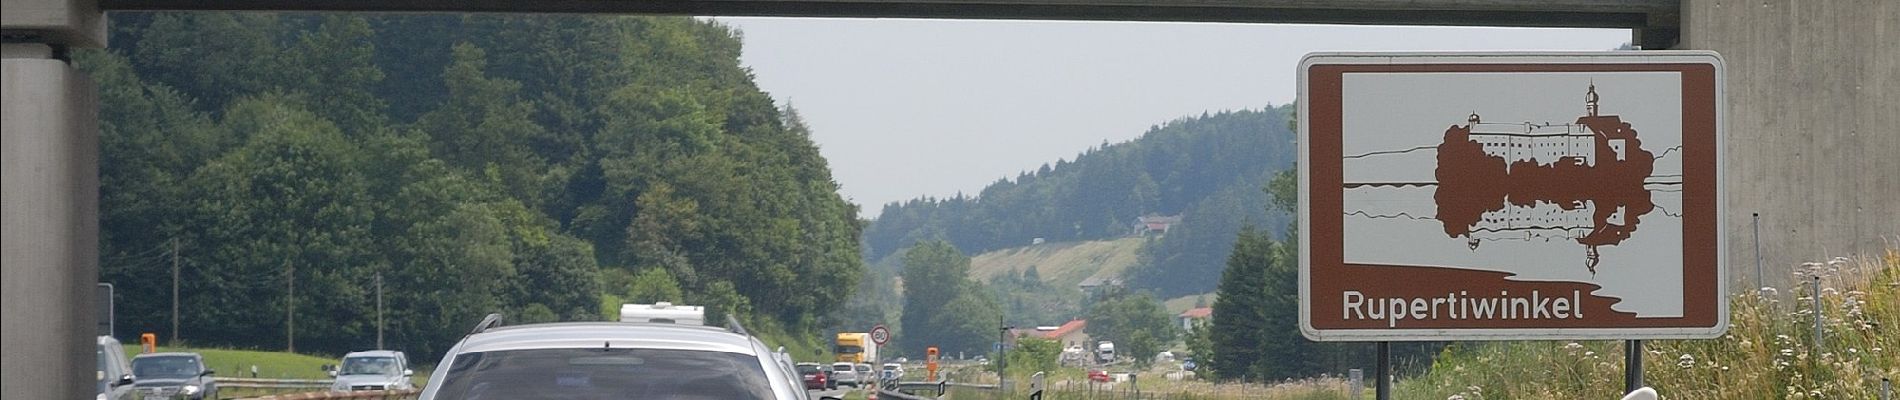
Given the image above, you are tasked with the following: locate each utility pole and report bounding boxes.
[376,272,384,350]
[171,238,180,347]
[286,260,295,354]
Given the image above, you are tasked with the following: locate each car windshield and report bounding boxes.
[795,364,821,374]
[833,345,862,354]
[429,348,775,400]
[830,364,852,372]
[883,365,897,370]
[132,356,201,380]
[340,356,399,376]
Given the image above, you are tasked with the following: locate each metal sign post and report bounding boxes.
[1376,342,1391,400]
[1625,340,1644,393]
[869,324,889,394]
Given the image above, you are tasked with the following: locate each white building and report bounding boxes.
[1466,117,1597,172]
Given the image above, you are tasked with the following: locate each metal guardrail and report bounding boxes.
[221,377,334,389]
[876,389,934,400]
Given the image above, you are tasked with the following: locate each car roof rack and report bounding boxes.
[469,313,504,335]
[725,315,748,336]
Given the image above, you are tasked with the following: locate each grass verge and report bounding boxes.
[1397,247,1899,399]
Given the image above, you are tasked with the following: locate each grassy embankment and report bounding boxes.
[1398,247,1900,399]
[937,247,1898,400]
[122,345,336,380]
[968,238,1144,290]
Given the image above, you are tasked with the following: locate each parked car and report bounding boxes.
[416,313,835,400]
[97,336,136,400]
[828,362,860,387]
[330,350,415,392]
[795,362,834,390]
[130,352,217,400]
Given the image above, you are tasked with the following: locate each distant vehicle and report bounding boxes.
[1087,369,1110,383]
[416,314,832,400]
[619,302,706,325]
[795,362,834,390]
[828,362,861,387]
[833,333,875,363]
[96,336,136,400]
[1096,341,1116,363]
[854,364,874,385]
[130,352,217,400]
[330,350,415,392]
[880,363,905,381]
[1181,357,1198,372]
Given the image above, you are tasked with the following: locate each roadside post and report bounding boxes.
[870,324,890,393]
[926,346,940,381]
[1299,52,1729,398]
[1348,368,1363,399]
[1029,371,1045,400]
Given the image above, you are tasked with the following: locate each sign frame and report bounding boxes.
[1298,51,1727,342]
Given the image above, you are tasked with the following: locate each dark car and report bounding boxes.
[130,352,217,400]
[795,362,834,390]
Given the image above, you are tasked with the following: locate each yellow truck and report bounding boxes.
[834,332,875,363]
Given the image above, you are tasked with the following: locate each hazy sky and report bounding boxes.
[714,18,1630,218]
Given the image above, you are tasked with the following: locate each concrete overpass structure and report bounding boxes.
[5,0,1894,398]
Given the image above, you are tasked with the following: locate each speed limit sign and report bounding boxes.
[870,325,891,346]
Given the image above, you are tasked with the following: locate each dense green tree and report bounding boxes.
[900,240,1001,356]
[86,13,863,360]
[1005,337,1062,376]
[1208,225,1272,381]
[625,267,685,304]
[1083,289,1176,368]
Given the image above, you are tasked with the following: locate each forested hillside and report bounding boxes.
[88,13,862,359]
[862,107,1295,296]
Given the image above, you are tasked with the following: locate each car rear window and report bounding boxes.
[429,348,775,400]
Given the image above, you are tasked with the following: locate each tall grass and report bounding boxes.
[1397,247,1900,399]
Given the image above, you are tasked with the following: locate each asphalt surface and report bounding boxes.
[808,387,854,399]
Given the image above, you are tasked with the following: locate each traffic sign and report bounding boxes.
[1298,52,1727,341]
[869,324,890,346]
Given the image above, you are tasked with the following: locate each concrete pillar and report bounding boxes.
[1680,0,1900,290]
[3,42,101,400]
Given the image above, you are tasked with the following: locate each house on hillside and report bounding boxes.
[1037,319,1091,349]
[1133,214,1183,235]
[1078,276,1122,295]
[1177,307,1212,330]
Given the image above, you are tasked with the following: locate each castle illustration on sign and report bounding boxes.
[1432,83,1659,274]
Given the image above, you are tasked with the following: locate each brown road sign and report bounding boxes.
[1298,52,1726,341]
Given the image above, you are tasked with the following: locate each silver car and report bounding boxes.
[97,336,136,400]
[330,350,415,392]
[417,314,835,400]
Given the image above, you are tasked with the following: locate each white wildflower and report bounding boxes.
[1676,354,1696,369]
